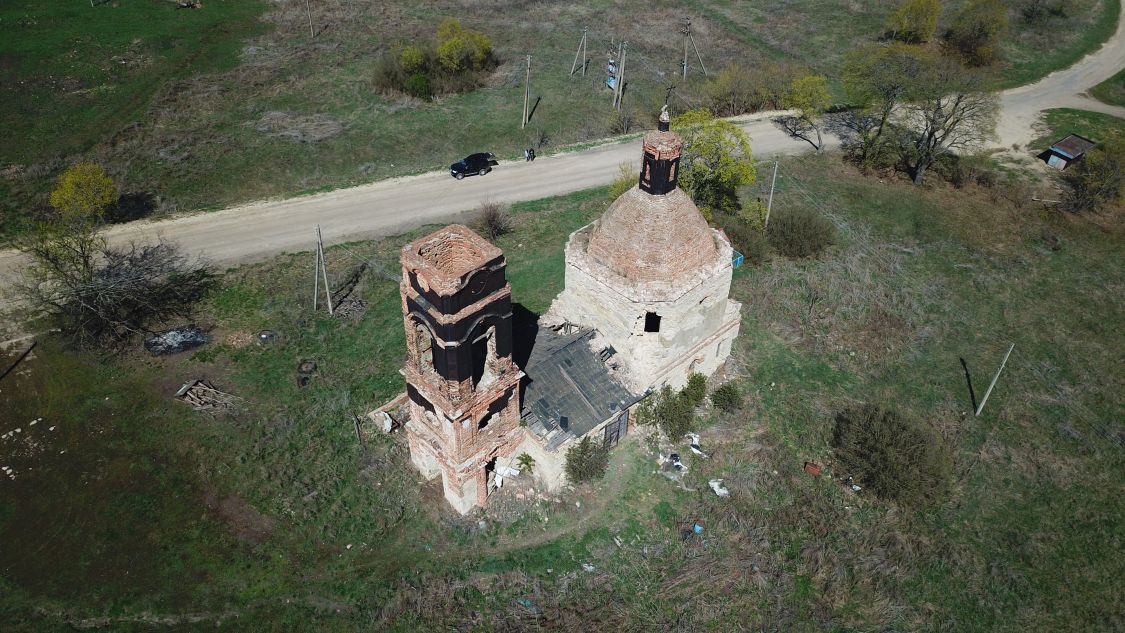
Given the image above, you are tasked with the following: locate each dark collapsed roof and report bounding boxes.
[1050,134,1096,159]
[522,326,641,452]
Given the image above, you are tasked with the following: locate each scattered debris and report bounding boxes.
[256,330,278,345]
[708,479,730,498]
[333,298,368,320]
[685,432,710,458]
[144,325,209,356]
[804,461,822,476]
[581,563,595,572]
[297,359,318,387]
[680,519,706,541]
[668,453,688,472]
[175,379,238,412]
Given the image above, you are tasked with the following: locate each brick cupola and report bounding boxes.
[638,106,682,195]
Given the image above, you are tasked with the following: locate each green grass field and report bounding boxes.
[0,0,1120,239]
[1033,108,1125,148]
[1092,67,1125,107]
[2,155,1122,630]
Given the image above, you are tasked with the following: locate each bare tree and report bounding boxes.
[839,42,934,168]
[18,225,214,348]
[897,60,998,185]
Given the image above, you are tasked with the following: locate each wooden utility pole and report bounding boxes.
[681,19,707,79]
[312,232,320,312]
[314,225,334,315]
[682,20,690,81]
[571,27,588,76]
[305,0,314,38]
[614,42,627,110]
[975,344,1014,416]
[522,54,531,128]
[690,30,707,76]
[765,161,779,228]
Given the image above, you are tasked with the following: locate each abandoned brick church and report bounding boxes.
[399,110,742,513]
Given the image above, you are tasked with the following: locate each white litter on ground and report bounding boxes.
[709,479,730,498]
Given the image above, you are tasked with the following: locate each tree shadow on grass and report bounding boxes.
[106,192,157,224]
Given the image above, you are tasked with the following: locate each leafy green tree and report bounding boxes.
[782,74,832,151]
[841,42,934,168]
[48,162,117,225]
[947,0,1008,66]
[671,108,756,218]
[1061,132,1124,213]
[435,18,492,73]
[885,0,942,43]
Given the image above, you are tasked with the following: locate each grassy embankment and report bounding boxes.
[1033,107,1125,147]
[1,0,1120,240]
[2,154,1122,631]
[1091,67,1125,107]
[0,0,269,236]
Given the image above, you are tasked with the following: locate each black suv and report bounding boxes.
[450,152,497,179]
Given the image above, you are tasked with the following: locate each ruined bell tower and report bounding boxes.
[400,225,523,514]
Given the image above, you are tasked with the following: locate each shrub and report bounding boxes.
[947,0,1008,66]
[637,384,698,440]
[435,18,492,73]
[49,162,117,223]
[682,373,708,408]
[831,404,953,507]
[373,20,494,98]
[400,45,426,73]
[766,207,836,258]
[703,62,795,116]
[607,162,638,200]
[1061,132,1124,214]
[884,0,942,43]
[719,209,770,265]
[404,72,432,99]
[18,237,214,349]
[517,452,535,475]
[565,436,610,483]
[473,201,512,239]
[711,382,743,412]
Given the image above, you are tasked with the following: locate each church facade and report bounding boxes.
[399,110,742,513]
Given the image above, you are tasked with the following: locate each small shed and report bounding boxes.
[1042,134,1096,170]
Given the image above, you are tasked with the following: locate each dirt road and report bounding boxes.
[0,113,811,299]
[997,7,1125,147]
[2,8,1123,304]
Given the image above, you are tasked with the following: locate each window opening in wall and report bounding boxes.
[472,325,497,387]
[415,323,434,371]
[477,411,493,430]
[644,311,662,333]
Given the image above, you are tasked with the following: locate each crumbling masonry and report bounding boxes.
[400,225,524,514]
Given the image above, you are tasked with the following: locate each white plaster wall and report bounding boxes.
[445,475,477,515]
[550,225,741,391]
[512,430,567,492]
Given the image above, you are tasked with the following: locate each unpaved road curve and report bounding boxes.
[997,5,1125,147]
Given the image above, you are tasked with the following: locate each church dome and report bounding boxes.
[585,184,722,286]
